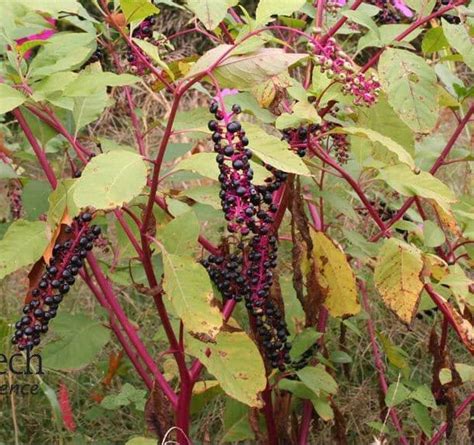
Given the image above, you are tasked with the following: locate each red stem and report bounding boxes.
[86,253,178,406]
[262,385,278,445]
[12,108,57,189]
[428,392,474,445]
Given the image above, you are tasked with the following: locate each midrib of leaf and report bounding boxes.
[399,58,423,131]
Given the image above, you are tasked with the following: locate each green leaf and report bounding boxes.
[244,123,310,175]
[120,0,160,22]
[297,364,338,396]
[342,10,379,35]
[385,382,411,407]
[0,84,27,114]
[411,402,432,437]
[275,100,321,129]
[374,238,424,324]
[162,253,222,341]
[187,327,266,407]
[312,396,334,421]
[255,0,306,25]
[422,27,448,53]
[132,38,174,79]
[73,150,148,210]
[22,107,58,144]
[101,383,146,411]
[72,89,111,133]
[22,180,51,220]
[42,312,110,370]
[423,220,445,247]
[221,399,255,442]
[442,20,474,70]
[378,48,438,133]
[337,126,415,169]
[64,72,138,96]
[172,152,270,184]
[47,179,79,227]
[329,351,352,364]
[290,328,322,360]
[0,220,49,280]
[159,211,200,255]
[186,0,238,30]
[180,184,222,210]
[28,32,96,78]
[0,163,18,179]
[223,92,275,123]
[409,384,437,409]
[377,164,456,211]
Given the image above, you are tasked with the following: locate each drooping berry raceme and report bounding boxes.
[12,212,101,351]
[312,38,380,106]
[204,101,291,370]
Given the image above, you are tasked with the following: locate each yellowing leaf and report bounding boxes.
[187,327,266,408]
[374,239,424,324]
[310,230,360,318]
[162,253,222,341]
[186,0,238,30]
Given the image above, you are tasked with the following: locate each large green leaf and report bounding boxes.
[0,220,49,279]
[186,0,238,30]
[296,364,338,396]
[47,179,79,227]
[442,20,474,71]
[255,0,306,24]
[339,126,415,169]
[377,164,456,210]
[162,253,222,341]
[221,399,255,442]
[244,123,310,175]
[378,48,438,133]
[72,89,112,133]
[22,180,51,220]
[42,312,110,370]
[64,72,138,96]
[120,0,160,22]
[275,100,321,129]
[374,238,424,324]
[28,32,96,78]
[0,84,27,114]
[74,150,148,210]
[187,327,266,407]
[158,211,200,255]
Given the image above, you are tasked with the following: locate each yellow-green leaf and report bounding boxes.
[162,253,222,341]
[73,150,148,210]
[187,327,266,408]
[310,230,361,317]
[374,238,424,324]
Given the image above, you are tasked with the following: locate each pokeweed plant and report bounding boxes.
[0,0,472,443]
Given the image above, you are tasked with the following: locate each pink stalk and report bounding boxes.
[12,109,57,189]
[428,392,474,444]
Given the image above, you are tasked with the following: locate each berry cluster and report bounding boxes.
[126,16,157,74]
[204,101,292,370]
[12,212,100,351]
[281,121,350,164]
[313,38,380,106]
